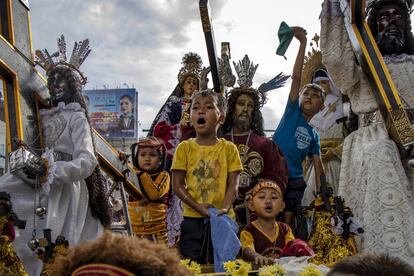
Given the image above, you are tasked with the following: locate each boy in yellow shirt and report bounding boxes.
[172,89,243,263]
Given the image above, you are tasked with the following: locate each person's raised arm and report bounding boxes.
[289,27,307,102]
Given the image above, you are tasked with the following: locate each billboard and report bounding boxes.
[83,88,137,140]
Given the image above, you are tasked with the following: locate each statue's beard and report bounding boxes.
[376,28,405,55]
[50,88,71,106]
[232,114,251,132]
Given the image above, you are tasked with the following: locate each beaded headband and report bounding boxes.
[246,180,283,201]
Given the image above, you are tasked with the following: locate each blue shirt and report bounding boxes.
[272,98,320,178]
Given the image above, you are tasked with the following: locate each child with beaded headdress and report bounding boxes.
[240,180,293,266]
[128,136,170,244]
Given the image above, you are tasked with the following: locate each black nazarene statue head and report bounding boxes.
[223,87,265,136]
[367,0,414,55]
[47,65,86,108]
[222,55,265,136]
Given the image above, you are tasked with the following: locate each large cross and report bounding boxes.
[340,0,414,149]
[199,0,222,93]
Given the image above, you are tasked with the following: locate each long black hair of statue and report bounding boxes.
[47,66,112,226]
[367,0,414,55]
[222,88,265,136]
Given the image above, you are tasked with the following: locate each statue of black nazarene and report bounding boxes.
[0,35,111,274]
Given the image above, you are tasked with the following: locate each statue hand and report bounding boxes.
[200,66,211,90]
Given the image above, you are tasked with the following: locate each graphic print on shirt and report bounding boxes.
[192,159,221,202]
[295,126,311,150]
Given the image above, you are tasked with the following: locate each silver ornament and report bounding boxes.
[35,206,47,217]
[27,238,39,250]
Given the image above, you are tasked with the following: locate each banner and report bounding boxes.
[83,88,137,140]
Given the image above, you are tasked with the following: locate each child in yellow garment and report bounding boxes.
[240,180,295,266]
[128,136,170,244]
[172,89,243,264]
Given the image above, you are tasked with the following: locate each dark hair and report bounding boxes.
[46,65,112,227]
[83,95,90,101]
[47,66,85,107]
[50,231,191,276]
[367,0,414,55]
[120,94,133,103]
[222,88,264,136]
[300,83,326,102]
[191,89,228,114]
[327,253,414,276]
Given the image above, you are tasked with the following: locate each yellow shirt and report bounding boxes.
[171,138,243,218]
[240,221,295,258]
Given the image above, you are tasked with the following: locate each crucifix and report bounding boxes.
[340,0,414,149]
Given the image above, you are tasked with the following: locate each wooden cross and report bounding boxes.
[199,0,222,93]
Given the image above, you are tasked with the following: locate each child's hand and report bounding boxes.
[197,203,214,217]
[216,208,229,216]
[292,26,307,44]
[254,253,275,266]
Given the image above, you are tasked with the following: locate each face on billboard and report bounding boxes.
[120,96,133,115]
[83,89,137,139]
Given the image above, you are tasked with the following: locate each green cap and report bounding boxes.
[276,21,293,60]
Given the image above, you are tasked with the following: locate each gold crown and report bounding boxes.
[177,52,203,82]
[35,35,91,85]
[301,33,325,89]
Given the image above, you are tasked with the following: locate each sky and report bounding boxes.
[28,1,326,136]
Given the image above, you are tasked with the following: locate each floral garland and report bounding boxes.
[223,259,252,276]
[299,265,324,276]
[257,263,323,276]
[180,259,201,275]
[179,259,324,276]
[258,263,287,276]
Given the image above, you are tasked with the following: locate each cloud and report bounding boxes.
[30,0,231,135]
[29,0,326,136]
